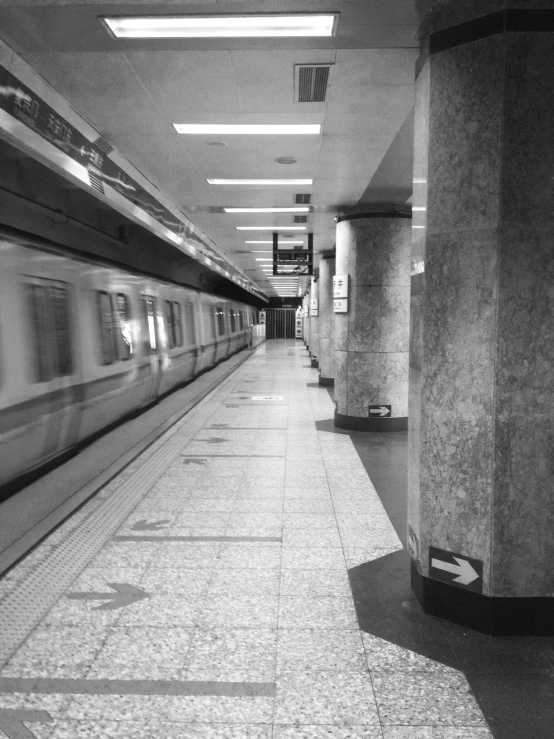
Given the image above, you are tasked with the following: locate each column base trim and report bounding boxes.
[318,375,334,387]
[411,562,554,636]
[334,412,407,432]
[310,358,319,369]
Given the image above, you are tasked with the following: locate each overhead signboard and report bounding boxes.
[429,546,483,593]
[333,274,348,299]
[273,232,313,276]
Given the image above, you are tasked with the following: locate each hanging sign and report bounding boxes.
[333,274,349,299]
[333,299,348,314]
[429,546,483,593]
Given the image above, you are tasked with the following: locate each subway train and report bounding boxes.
[0,226,258,495]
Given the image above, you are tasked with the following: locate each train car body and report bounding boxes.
[0,228,258,494]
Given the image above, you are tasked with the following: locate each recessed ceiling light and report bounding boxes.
[413,178,427,184]
[236,226,306,231]
[175,124,320,135]
[412,207,427,211]
[102,14,337,39]
[207,179,313,186]
[225,207,309,213]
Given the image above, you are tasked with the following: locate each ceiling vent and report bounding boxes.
[294,215,308,223]
[295,64,332,103]
[295,193,311,204]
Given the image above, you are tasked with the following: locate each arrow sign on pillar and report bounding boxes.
[67,583,149,610]
[368,405,391,417]
[429,546,483,593]
[0,710,53,739]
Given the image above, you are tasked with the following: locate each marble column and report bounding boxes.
[318,254,335,386]
[302,294,310,348]
[309,275,319,368]
[409,0,554,634]
[334,212,411,431]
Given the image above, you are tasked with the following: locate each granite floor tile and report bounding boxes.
[277,630,366,672]
[283,500,335,513]
[372,671,487,726]
[166,724,273,738]
[116,594,205,628]
[283,515,338,529]
[139,568,212,596]
[197,595,279,628]
[1,625,108,678]
[185,627,277,675]
[274,727,384,739]
[216,545,281,569]
[362,634,458,673]
[69,568,147,592]
[152,543,221,569]
[0,692,72,716]
[381,729,492,738]
[66,694,172,721]
[344,546,403,569]
[175,513,232,528]
[282,528,342,548]
[281,549,346,571]
[88,543,158,570]
[280,569,352,597]
[167,695,274,724]
[274,671,380,725]
[278,597,359,630]
[208,568,280,595]
[47,719,171,739]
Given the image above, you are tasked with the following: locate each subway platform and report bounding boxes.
[0,340,551,739]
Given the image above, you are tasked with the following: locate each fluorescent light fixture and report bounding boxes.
[412,206,427,211]
[237,226,306,231]
[225,207,309,213]
[412,225,426,229]
[413,178,427,184]
[255,258,273,261]
[176,124,320,135]
[208,179,313,186]
[103,14,337,39]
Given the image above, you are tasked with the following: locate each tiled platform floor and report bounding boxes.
[0,339,540,738]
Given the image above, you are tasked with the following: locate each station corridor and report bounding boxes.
[0,340,502,739]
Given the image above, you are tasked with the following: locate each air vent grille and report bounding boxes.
[294,215,308,223]
[295,193,311,204]
[296,64,331,103]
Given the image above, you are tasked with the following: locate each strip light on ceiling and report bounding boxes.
[245,241,304,244]
[103,14,337,39]
[208,179,313,186]
[225,207,309,213]
[175,124,320,135]
[237,226,306,231]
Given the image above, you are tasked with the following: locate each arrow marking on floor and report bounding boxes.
[67,583,149,610]
[181,458,207,465]
[210,423,229,428]
[198,438,228,444]
[369,406,390,416]
[131,519,170,531]
[0,710,53,739]
[431,557,480,585]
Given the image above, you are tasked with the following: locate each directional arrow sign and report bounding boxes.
[67,583,149,610]
[0,710,53,739]
[181,458,207,465]
[131,519,170,531]
[429,546,483,593]
[368,405,391,417]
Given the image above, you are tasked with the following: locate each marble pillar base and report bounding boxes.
[334,411,407,432]
[412,563,554,636]
[310,358,319,369]
[318,375,334,387]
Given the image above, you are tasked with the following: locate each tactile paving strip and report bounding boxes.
[0,356,254,665]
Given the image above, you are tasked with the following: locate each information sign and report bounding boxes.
[333,274,348,299]
[429,546,483,593]
[333,299,348,313]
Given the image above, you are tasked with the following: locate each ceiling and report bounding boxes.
[0,0,419,298]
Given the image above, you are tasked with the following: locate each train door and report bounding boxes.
[141,295,162,401]
[24,279,80,463]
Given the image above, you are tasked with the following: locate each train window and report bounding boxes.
[173,302,183,347]
[141,296,158,353]
[164,300,175,349]
[184,302,195,346]
[202,303,216,342]
[216,304,226,336]
[239,311,244,331]
[229,309,236,333]
[27,282,73,381]
[114,294,132,361]
[96,291,115,365]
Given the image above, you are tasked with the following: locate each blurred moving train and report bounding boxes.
[0,226,259,495]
